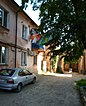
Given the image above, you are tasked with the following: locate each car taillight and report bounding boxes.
[7,79,14,84]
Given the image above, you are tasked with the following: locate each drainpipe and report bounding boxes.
[14,1,29,67]
[15,11,19,68]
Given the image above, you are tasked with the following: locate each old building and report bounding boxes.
[0,0,38,70]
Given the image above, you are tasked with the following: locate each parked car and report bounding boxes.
[0,68,36,92]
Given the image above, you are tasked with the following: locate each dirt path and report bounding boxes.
[0,73,86,106]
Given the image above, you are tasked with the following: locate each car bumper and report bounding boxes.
[0,84,18,90]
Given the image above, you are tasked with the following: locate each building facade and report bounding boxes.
[0,0,38,70]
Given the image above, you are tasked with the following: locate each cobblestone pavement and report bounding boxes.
[0,73,86,106]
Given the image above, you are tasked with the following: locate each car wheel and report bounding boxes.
[16,83,22,92]
[32,77,36,84]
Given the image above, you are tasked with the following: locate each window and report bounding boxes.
[22,24,28,40]
[0,46,8,64]
[0,69,15,76]
[33,55,37,65]
[18,69,25,76]
[18,69,31,76]
[0,7,7,27]
[21,52,27,66]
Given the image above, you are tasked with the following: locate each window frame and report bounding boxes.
[0,6,8,28]
[21,51,27,66]
[33,55,37,65]
[22,24,28,40]
[18,69,25,76]
[0,46,8,65]
[18,69,31,76]
[0,69,15,76]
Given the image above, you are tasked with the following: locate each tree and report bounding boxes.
[21,0,86,63]
[20,0,29,9]
[37,0,86,63]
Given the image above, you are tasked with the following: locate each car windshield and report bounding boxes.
[0,69,15,76]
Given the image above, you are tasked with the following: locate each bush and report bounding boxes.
[56,66,64,74]
[75,79,86,87]
[75,79,86,105]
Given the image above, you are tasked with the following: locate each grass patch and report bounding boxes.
[75,79,86,90]
[75,79,86,105]
[75,79,86,87]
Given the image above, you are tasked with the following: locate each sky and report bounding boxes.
[14,0,40,25]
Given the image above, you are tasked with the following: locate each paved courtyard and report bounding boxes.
[0,73,86,106]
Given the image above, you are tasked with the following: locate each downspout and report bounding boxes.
[14,1,29,67]
[15,11,19,68]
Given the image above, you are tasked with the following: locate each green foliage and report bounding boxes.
[21,0,86,62]
[64,60,76,64]
[75,79,86,87]
[56,66,64,74]
[20,0,29,9]
[52,56,57,68]
[33,0,86,62]
[75,79,86,90]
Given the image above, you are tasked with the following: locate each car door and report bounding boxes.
[18,69,29,85]
[23,69,33,84]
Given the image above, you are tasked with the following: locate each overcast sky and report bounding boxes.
[14,0,40,25]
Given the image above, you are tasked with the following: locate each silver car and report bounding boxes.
[0,68,36,92]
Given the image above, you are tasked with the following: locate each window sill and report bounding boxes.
[0,63,8,66]
[22,37,28,41]
[21,64,27,66]
[0,25,9,34]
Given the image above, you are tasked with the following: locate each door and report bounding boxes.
[22,69,33,84]
[18,69,29,85]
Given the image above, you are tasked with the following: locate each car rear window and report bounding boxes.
[0,69,15,76]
